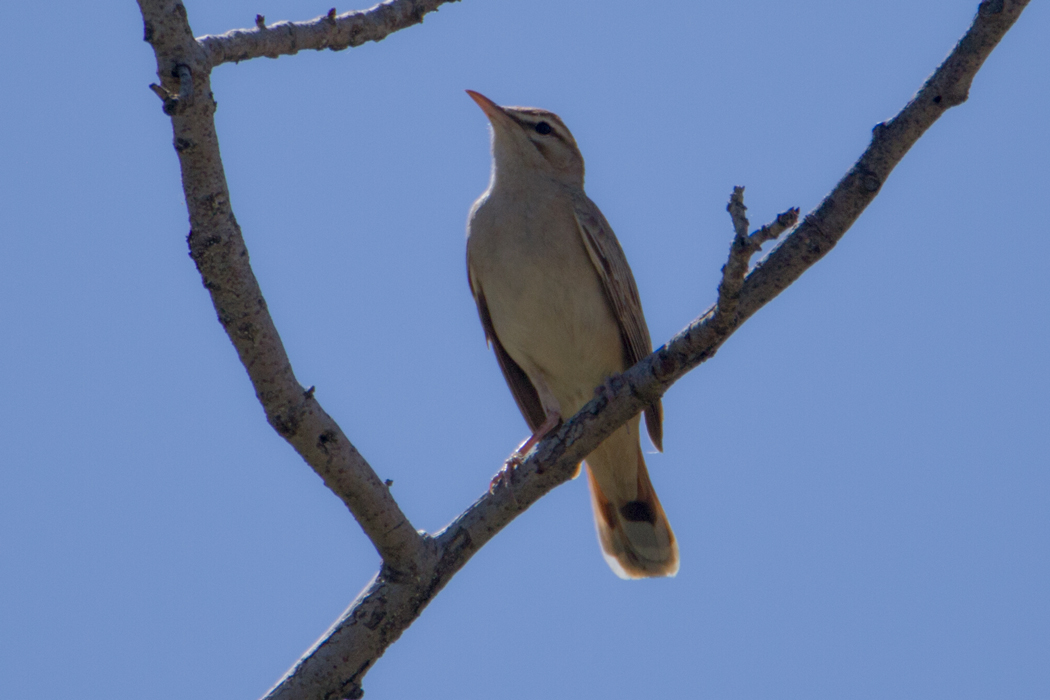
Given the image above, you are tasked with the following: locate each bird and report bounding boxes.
[464,90,678,579]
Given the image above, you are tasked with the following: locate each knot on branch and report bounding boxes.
[979,0,1005,15]
[148,64,194,115]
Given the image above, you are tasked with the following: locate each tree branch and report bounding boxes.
[136,0,1030,698]
[138,0,432,576]
[197,0,460,69]
[718,186,799,330]
[266,3,1028,696]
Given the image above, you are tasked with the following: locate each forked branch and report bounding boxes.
[136,0,1030,698]
[717,186,799,329]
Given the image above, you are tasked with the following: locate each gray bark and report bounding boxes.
[135,1,1031,697]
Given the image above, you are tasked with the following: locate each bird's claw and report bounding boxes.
[489,452,524,493]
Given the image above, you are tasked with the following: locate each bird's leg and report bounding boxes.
[490,411,561,492]
[511,411,561,462]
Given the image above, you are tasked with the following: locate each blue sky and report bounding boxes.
[1,1,1047,698]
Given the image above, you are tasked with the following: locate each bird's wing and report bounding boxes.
[467,261,547,434]
[573,195,664,451]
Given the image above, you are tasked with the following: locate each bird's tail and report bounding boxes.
[585,424,678,579]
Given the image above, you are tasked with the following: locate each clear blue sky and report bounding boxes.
[1,1,1047,698]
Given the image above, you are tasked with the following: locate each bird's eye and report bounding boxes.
[534,121,552,135]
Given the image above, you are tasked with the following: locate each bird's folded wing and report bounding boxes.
[467,264,547,434]
[573,195,664,451]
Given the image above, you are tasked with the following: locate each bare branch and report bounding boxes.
[136,0,1030,697]
[138,0,429,576]
[197,0,460,69]
[263,3,1030,696]
[750,206,798,249]
[716,187,799,329]
[722,185,753,290]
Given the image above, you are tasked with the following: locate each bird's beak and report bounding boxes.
[466,90,507,124]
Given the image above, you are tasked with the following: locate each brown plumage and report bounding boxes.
[465,91,678,578]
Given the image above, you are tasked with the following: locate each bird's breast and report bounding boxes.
[468,187,625,413]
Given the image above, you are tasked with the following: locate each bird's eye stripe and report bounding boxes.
[508,114,564,141]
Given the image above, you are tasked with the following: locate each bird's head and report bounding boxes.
[467,90,585,188]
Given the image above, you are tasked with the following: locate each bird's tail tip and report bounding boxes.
[587,448,679,579]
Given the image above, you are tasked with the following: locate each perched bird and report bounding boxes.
[465,90,678,579]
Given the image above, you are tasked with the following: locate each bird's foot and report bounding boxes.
[489,412,562,492]
[489,453,524,493]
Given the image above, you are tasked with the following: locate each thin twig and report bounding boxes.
[147,82,176,114]
[750,207,799,248]
[197,0,461,68]
[716,186,798,329]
